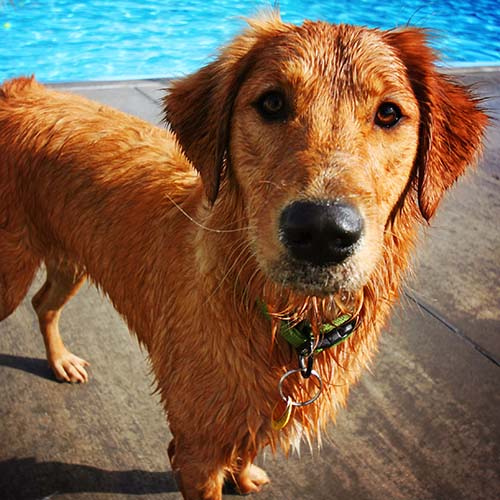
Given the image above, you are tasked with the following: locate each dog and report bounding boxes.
[0,14,487,500]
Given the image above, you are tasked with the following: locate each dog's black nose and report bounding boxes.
[279,200,364,266]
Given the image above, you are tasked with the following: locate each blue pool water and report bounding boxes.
[1,0,499,83]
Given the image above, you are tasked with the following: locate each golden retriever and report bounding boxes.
[0,14,487,500]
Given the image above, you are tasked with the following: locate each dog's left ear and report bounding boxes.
[384,29,488,221]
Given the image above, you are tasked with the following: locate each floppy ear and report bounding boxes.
[163,60,239,204]
[164,19,279,204]
[384,29,488,221]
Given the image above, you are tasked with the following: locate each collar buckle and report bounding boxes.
[297,338,315,378]
[283,315,358,379]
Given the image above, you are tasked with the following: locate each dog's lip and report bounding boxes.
[281,280,345,296]
[266,257,362,296]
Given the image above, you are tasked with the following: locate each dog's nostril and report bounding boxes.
[280,200,364,266]
[284,228,313,247]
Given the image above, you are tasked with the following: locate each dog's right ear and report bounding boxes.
[164,59,242,205]
[164,15,284,205]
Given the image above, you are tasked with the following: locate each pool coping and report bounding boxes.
[445,64,500,74]
[48,78,170,90]
[44,64,500,89]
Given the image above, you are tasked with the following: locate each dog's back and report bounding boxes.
[0,77,197,321]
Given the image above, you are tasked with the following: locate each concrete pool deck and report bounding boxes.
[0,68,499,500]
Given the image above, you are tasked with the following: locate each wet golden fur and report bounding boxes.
[0,15,487,500]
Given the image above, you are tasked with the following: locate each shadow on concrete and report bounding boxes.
[0,457,178,499]
[0,353,55,382]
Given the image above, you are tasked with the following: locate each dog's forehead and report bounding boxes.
[253,21,409,94]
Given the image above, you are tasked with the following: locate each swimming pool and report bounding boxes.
[1,0,499,83]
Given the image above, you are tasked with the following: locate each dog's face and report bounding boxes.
[165,17,486,297]
[228,23,420,294]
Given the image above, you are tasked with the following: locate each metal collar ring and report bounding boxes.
[278,368,323,407]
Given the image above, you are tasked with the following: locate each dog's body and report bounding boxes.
[0,16,487,500]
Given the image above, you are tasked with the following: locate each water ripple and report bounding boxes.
[0,0,498,83]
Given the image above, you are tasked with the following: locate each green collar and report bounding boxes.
[259,301,358,353]
[280,313,356,353]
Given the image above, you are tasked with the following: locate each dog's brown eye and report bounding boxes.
[375,102,402,128]
[254,91,288,122]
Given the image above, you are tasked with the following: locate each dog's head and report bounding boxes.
[165,15,487,297]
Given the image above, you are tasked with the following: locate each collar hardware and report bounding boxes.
[280,313,356,353]
[280,314,357,377]
[259,300,358,378]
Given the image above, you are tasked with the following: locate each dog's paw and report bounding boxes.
[49,350,90,383]
[235,464,270,495]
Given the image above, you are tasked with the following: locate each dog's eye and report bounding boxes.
[254,91,288,122]
[375,102,402,128]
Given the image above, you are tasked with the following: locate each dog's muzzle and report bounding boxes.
[279,200,364,267]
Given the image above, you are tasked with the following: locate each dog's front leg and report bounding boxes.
[229,457,270,495]
[168,437,226,500]
[168,436,270,499]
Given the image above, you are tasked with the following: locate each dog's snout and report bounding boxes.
[279,200,364,266]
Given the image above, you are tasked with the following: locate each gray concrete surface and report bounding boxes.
[0,70,499,500]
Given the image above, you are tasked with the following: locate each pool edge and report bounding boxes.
[45,65,499,90]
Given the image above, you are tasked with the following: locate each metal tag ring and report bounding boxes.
[278,369,323,408]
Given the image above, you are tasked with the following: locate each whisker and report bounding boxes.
[163,191,253,233]
[232,249,259,313]
[201,238,251,307]
[256,180,285,190]
[235,254,262,315]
